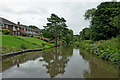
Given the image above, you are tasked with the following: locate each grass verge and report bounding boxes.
[1,34,55,54]
[76,36,120,65]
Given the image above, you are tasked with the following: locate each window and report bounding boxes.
[13,26,16,31]
[6,25,8,28]
[30,28,31,32]
[17,27,19,30]
[27,28,29,31]
[24,28,26,31]
[2,24,4,28]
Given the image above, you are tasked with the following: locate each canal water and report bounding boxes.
[2,46,119,78]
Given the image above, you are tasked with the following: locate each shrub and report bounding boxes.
[20,43,27,49]
[2,29,10,35]
[22,34,27,37]
[74,41,80,47]
[82,40,94,44]
[42,43,46,47]
[62,40,67,46]
[79,37,120,65]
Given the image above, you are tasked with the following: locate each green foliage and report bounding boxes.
[62,29,73,44]
[20,43,27,49]
[74,41,80,47]
[2,29,10,35]
[79,28,91,40]
[79,37,120,65]
[84,2,120,41]
[43,13,68,45]
[41,29,55,39]
[82,40,94,44]
[73,35,79,42]
[84,8,96,20]
[42,13,73,45]
[22,33,27,37]
[110,14,120,33]
[29,25,40,29]
[42,43,46,47]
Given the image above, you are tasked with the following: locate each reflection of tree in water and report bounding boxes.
[79,50,118,78]
[40,46,73,78]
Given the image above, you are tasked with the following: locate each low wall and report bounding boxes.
[2,48,43,56]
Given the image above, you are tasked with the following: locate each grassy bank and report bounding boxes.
[1,34,56,54]
[75,37,120,65]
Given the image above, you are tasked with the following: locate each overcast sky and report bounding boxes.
[0,0,119,34]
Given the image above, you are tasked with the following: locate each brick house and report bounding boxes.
[0,17,40,36]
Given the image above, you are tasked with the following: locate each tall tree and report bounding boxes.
[84,2,120,41]
[79,28,91,40]
[43,13,68,45]
[84,8,96,20]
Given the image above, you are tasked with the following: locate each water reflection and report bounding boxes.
[40,46,73,78]
[2,46,118,78]
[80,50,118,78]
[2,51,42,71]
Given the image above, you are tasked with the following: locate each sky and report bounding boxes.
[0,0,119,34]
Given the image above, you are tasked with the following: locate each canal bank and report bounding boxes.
[1,34,56,54]
[74,37,120,66]
[2,46,119,78]
[2,48,43,56]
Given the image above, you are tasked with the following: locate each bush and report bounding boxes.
[2,29,10,35]
[82,40,94,44]
[20,43,27,49]
[74,41,80,47]
[62,40,67,46]
[42,43,46,47]
[79,37,120,65]
[22,34,27,37]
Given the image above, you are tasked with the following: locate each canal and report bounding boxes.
[2,46,119,78]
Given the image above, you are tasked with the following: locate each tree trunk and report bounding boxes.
[55,28,58,46]
[55,32,58,46]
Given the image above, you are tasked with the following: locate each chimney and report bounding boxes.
[18,22,20,25]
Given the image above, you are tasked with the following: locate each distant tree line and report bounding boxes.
[29,25,40,29]
[79,2,120,41]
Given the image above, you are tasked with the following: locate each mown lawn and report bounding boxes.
[16,36,48,47]
[1,34,55,54]
[1,35,39,53]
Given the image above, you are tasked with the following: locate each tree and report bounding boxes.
[79,28,91,40]
[29,25,39,29]
[73,35,79,42]
[62,29,73,44]
[43,13,68,45]
[110,15,120,33]
[84,2,120,41]
[84,8,96,20]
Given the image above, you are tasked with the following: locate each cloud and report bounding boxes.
[1,0,119,34]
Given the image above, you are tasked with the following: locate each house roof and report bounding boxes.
[20,24,29,28]
[0,17,18,26]
[0,17,40,31]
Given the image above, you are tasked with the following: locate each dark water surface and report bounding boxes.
[2,46,119,78]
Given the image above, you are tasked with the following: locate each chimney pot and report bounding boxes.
[18,22,20,25]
